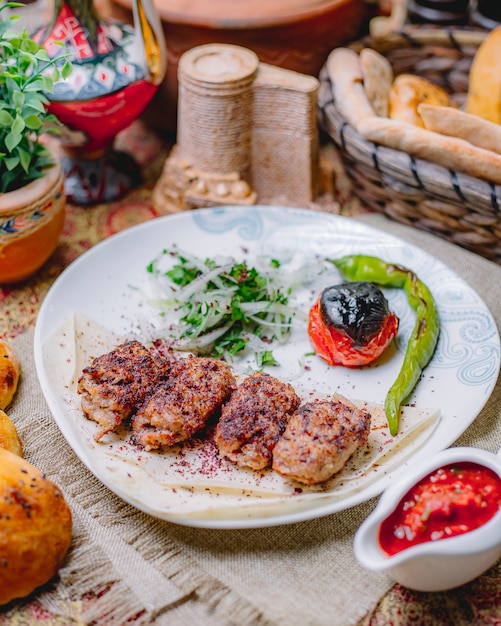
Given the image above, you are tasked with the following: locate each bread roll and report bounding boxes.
[0,340,21,409]
[389,74,453,127]
[0,448,72,605]
[0,409,22,456]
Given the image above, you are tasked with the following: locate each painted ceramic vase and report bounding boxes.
[34,0,166,204]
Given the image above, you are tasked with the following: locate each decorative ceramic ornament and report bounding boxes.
[153,44,319,213]
[34,0,167,204]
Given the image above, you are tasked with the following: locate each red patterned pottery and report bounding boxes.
[109,0,369,131]
[34,0,166,204]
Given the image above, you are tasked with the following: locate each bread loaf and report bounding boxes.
[0,409,22,456]
[467,25,501,123]
[389,74,453,127]
[0,340,20,410]
[0,448,72,605]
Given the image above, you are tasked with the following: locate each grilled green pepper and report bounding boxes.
[329,254,440,436]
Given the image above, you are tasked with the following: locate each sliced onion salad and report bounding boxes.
[141,247,321,365]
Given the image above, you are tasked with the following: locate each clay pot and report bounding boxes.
[0,147,66,284]
[107,0,369,131]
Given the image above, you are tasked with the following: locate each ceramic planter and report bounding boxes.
[0,147,66,284]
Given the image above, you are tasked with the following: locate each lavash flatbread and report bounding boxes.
[358,115,501,184]
[326,47,376,132]
[419,104,501,156]
[41,313,441,521]
[359,48,393,117]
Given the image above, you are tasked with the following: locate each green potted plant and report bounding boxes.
[0,1,72,284]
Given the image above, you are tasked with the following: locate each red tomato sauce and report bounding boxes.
[379,462,501,556]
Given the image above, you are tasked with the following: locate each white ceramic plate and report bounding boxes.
[34,206,500,528]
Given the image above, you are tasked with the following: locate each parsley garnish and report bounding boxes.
[145,250,298,363]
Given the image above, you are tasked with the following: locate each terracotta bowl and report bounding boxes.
[106,0,369,131]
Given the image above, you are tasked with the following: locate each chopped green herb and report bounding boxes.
[256,351,280,368]
[144,249,304,362]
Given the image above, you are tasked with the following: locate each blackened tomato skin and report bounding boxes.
[308,298,399,368]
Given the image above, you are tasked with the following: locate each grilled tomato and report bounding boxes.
[308,282,399,368]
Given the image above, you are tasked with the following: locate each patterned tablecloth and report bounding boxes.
[1,120,501,626]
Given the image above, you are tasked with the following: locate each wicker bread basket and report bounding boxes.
[317,27,501,263]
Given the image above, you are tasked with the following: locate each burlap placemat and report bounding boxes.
[5,212,501,626]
